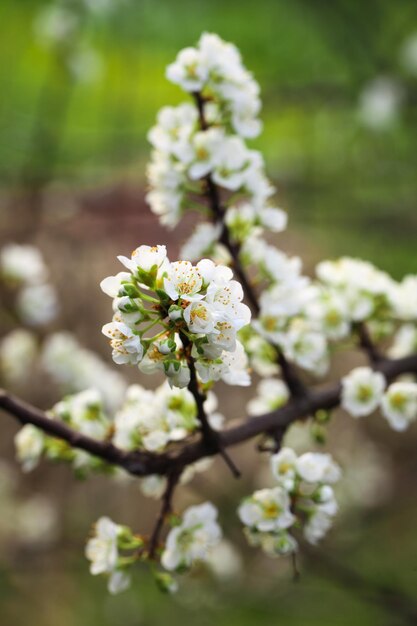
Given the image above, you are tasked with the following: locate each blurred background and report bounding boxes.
[1,0,417,624]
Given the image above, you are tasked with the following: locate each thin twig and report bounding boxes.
[148,470,180,559]
[355,322,383,364]
[181,333,241,478]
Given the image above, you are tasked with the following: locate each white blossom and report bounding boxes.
[161,502,222,571]
[102,318,144,365]
[15,425,44,472]
[270,448,298,491]
[381,381,417,431]
[247,378,289,416]
[295,452,341,484]
[17,284,59,326]
[341,367,386,417]
[0,244,49,285]
[85,517,131,594]
[238,487,295,533]
[0,329,38,385]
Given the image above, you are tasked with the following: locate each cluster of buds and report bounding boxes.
[86,502,222,595]
[15,389,111,476]
[113,382,223,452]
[101,244,251,389]
[239,449,341,555]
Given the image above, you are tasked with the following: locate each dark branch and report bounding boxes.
[355,322,383,364]
[181,332,241,478]
[1,353,416,478]
[148,470,180,559]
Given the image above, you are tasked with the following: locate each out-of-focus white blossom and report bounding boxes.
[238,487,295,533]
[0,329,38,385]
[85,516,132,594]
[341,367,386,417]
[206,539,242,580]
[33,5,79,46]
[400,32,417,76]
[295,452,341,484]
[0,244,49,285]
[161,502,222,571]
[388,324,417,359]
[358,77,404,131]
[140,475,168,499]
[15,425,45,472]
[17,283,59,327]
[381,381,417,431]
[180,222,222,262]
[247,378,289,416]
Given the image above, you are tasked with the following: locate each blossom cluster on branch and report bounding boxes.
[1,33,417,597]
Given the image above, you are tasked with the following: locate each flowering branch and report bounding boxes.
[193,91,307,399]
[3,33,417,596]
[2,352,416,476]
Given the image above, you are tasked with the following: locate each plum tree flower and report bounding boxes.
[161,502,222,571]
[15,425,45,472]
[85,516,136,594]
[341,367,386,417]
[380,381,417,431]
[238,487,295,533]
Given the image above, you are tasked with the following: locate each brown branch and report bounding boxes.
[355,322,383,364]
[181,332,241,478]
[1,353,416,478]
[148,470,180,559]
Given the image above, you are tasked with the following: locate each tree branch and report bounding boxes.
[355,321,383,364]
[148,470,180,559]
[1,353,416,478]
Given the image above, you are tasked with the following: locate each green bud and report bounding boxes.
[154,571,179,594]
[315,409,332,424]
[311,423,327,445]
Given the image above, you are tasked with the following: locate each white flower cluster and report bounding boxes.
[14,389,111,474]
[113,382,223,453]
[247,236,331,375]
[161,502,222,572]
[101,244,251,389]
[0,243,59,327]
[342,367,417,431]
[147,33,286,234]
[86,516,141,595]
[252,251,417,377]
[166,32,262,138]
[41,332,127,412]
[317,258,417,323]
[239,449,341,555]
